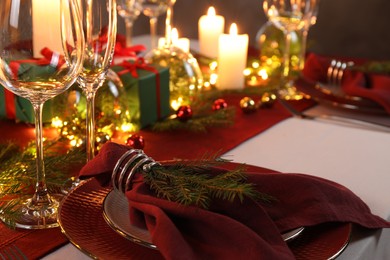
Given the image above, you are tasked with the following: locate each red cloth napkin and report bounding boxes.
[302,53,390,113]
[80,142,390,260]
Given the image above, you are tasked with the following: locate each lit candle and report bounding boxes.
[32,0,63,58]
[198,6,225,58]
[217,23,249,89]
[171,28,190,53]
[158,28,190,53]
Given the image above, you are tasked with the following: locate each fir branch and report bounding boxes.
[352,61,390,74]
[0,141,85,222]
[152,106,235,133]
[141,156,272,209]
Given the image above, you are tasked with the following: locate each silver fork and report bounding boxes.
[320,59,355,96]
[327,60,354,86]
[0,245,28,260]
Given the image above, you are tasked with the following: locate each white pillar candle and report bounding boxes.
[217,23,249,90]
[198,6,225,58]
[32,0,63,58]
[158,28,190,53]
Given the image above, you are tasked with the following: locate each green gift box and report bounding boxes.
[111,60,170,128]
[0,87,54,124]
[0,59,58,123]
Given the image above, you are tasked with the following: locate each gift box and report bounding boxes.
[111,59,170,128]
[0,49,65,123]
[0,87,54,123]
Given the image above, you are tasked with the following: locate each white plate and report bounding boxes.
[102,190,304,248]
[102,189,157,249]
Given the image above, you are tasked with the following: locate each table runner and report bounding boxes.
[0,94,313,259]
[133,94,314,161]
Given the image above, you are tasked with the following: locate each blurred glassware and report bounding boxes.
[256,21,303,99]
[299,13,319,71]
[144,0,203,109]
[141,0,170,49]
[262,0,319,96]
[163,0,176,47]
[117,0,143,47]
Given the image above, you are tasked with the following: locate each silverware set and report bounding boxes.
[277,59,390,132]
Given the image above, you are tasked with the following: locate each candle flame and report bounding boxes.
[207,6,216,16]
[229,23,238,35]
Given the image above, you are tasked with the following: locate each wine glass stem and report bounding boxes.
[31,102,50,204]
[150,16,158,49]
[85,90,96,162]
[164,3,173,46]
[283,31,291,80]
[125,18,134,47]
[299,27,309,71]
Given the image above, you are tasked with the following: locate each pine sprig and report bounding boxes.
[352,61,390,74]
[0,141,85,223]
[141,156,273,209]
[152,105,235,133]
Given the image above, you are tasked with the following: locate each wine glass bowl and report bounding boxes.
[117,0,143,47]
[0,0,84,229]
[262,0,319,89]
[263,1,308,33]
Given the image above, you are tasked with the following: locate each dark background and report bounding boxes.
[121,0,390,60]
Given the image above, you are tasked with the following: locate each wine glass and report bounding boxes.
[298,12,319,71]
[163,0,176,47]
[0,0,84,228]
[141,0,170,49]
[144,0,203,108]
[117,0,143,47]
[78,0,117,162]
[263,0,319,91]
[62,0,117,193]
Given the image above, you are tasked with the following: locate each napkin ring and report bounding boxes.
[112,149,160,193]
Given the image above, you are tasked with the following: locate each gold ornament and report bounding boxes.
[240,97,257,114]
[258,92,276,108]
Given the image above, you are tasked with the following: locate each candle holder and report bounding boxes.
[145,45,203,109]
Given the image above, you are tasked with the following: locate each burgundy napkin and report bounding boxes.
[80,142,390,259]
[302,53,390,113]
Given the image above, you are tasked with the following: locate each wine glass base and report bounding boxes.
[0,194,64,229]
[61,177,84,195]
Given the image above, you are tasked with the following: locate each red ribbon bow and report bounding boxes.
[99,27,146,60]
[114,44,146,58]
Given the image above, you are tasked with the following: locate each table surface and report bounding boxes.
[42,36,390,259]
